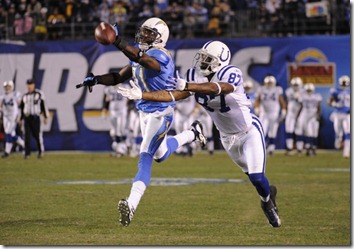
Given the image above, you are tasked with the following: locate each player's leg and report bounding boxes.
[32,115,44,158]
[266,114,279,156]
[116,111,128,156]
[2,117,14,158]
[342,114,350,158]
[285,115,296,154]
[295,114,305,154]
[332,112,343,149]
[221,115,280,227]
[23,117,33,158]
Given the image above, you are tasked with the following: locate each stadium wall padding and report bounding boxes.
[0,35,350,151]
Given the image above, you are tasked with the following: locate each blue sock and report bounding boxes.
[155,137,179,163]
[134,152,153,186]
[248,173,270,198]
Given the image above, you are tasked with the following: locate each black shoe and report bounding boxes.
[1,153,9,158]
[37,152,42,159]
[118,199,135,227]
[261,185,281,227]
[190,120,207,148]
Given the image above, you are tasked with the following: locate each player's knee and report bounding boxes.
[248,172,265,186]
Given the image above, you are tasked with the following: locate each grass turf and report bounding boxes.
[0,150,350,245]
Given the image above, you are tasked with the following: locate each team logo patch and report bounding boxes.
[54,177,247,186]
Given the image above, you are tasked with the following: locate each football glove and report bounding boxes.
[117,79,142,100]
[166,70,187,91]
[76,73,97,93]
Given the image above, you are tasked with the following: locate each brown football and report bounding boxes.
[94,22,116,45]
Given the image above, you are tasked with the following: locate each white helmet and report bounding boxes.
[3,80,14,93]
[135,17,169,51]
[304,83,315,93]
[290,77,303,88]
[264,75,276,87]
[338,75,350,89]
[193,40,231,76]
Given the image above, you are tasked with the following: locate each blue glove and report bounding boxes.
[76,73,97,93]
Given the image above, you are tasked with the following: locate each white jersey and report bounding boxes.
[185,66,252,135]
[257,86,283,114]
[285,86,304,116]
[298,92,322,118]
[104,85,129,114]
[0,91,22,120]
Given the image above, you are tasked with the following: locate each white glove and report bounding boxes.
[279,109,287,122]
[175,70,187,91]
[117,79,142,100]
[167,70,187,91]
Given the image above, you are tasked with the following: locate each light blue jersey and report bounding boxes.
[131,47,175,113]
[329,87,350,114]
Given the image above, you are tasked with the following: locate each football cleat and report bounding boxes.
[1,153,9,158]
[190,120,207,148]
[261,185,281,227]
[118,199,134,227]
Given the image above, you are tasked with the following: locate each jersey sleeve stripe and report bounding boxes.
[217,65,236,81]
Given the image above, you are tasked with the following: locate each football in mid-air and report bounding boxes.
[94,22,116,45]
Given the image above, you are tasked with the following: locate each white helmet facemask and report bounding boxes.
[290,77,303,90]
[193,41,231,76]
[135,17,169,51]
[264,75,277,88]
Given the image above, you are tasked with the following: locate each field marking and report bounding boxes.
[54,178,247,186]
[309,168,350,172]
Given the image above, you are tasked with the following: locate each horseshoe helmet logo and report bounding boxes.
[220,47,230,62]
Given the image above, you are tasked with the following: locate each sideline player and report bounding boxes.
[76,17,206,226]
[102,85,129,157]
[254,75,287,156]
[0,80,24,158]
[328,75,350,158]
[118,40,281,228]
[284,77,304,155]
[294,83,322,156]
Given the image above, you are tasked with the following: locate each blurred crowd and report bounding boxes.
[0,0,350,41]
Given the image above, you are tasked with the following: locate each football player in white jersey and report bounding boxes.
[243,80,257,114]
[102,85,129,157]
[284,77,304,155]
[118,40,281,227]
[0,80,25,158]
[328,75,350,158]
[294,83,322,156]
[254,75,287,156]
[174,95,196,155]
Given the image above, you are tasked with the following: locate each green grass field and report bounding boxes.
[0,150,351,246]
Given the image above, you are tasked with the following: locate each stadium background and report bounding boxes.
[0,34,350,151]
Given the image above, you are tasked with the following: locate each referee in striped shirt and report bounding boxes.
[20,79,49,159]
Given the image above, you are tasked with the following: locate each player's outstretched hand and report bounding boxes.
[166,70,187,91]
[117,79,142,100]
[75,73,98,93]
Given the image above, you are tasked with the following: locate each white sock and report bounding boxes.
[260,195,270,202]
[127,181,146,211]
[5,142,12,154]
[173,130,195,147]
[17,137,24,148]
[343,140,350,157]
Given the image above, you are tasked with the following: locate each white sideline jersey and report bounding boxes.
[104,86,128,113]
[285,87,304,116]
[257,85,283,114]
[298,92,322,117]
[0,91,22,119]
[185,66,252,135]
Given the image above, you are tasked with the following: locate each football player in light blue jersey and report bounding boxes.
[118,40,281,228]
[328,75,350,158]
[77,17,206,226]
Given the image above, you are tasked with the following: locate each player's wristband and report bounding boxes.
[184,83,189,91]
[212,82,221,95]
[168,91,175,102]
